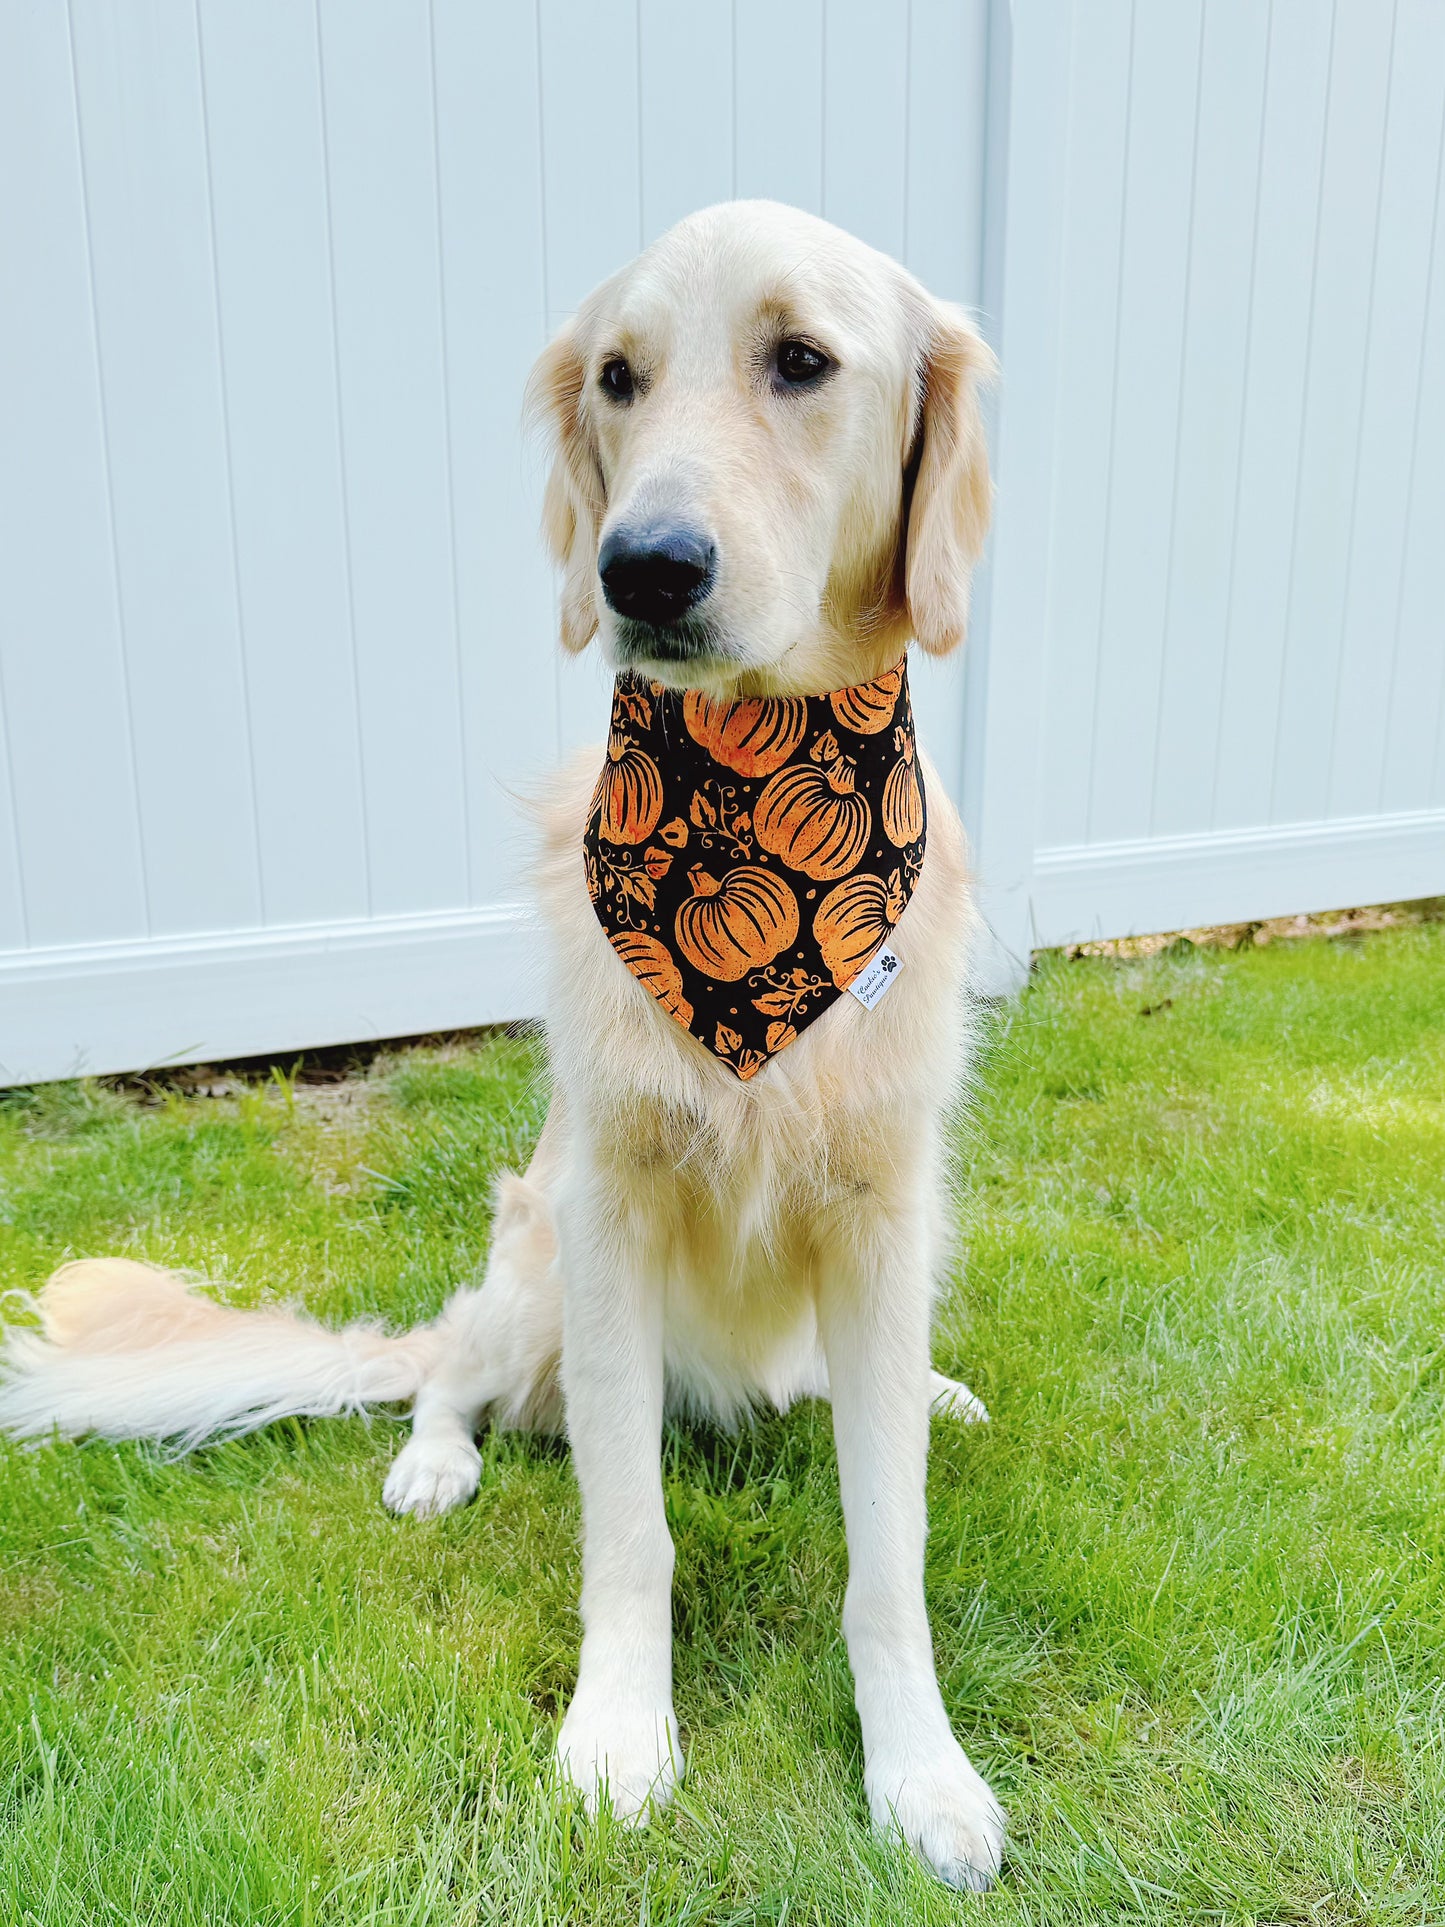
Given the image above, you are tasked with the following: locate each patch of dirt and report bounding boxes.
[289,1081,376,1126]
[285,1079,382,1197]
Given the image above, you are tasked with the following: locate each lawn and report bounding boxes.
[1,923,1443,1926]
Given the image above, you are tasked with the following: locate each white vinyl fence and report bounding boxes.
[1,0,1441,1085]
[971,0,1445,972]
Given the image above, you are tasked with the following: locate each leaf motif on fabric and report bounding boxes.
[752,986,800,1015]
[616,684,654,730]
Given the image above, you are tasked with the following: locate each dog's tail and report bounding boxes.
[0,1259,440,1453]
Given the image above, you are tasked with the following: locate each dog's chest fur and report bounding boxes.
[533,742,978,1416]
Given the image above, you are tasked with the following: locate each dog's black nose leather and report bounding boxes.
[598,524,715,628]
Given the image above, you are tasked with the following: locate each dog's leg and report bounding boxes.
[384,1167,564,1518]
[382,1349,487,1519]
[817,1195,1006,1891]
[553,1171,679,1821]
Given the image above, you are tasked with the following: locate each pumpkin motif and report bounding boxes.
[608,929,693,1026]
[675,864,799,981]
[881,726,925,847]
[813,868,907,988]
[595,731,663,844]
[586,663,926,1076]
[682,691,808,776]
[829,664,902,735]
[753,732,872,880]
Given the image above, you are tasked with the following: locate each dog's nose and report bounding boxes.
[598,523,715,628]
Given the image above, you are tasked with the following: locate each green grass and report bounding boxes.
[1,927,1443,1925]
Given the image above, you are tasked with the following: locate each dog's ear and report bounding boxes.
[903,302,996,656]
[526,322,603,654]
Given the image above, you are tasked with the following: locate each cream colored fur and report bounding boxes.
[0,203,1003,1889]
[0,1260,437,1451]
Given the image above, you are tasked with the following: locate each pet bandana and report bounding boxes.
[584,658,926,1080]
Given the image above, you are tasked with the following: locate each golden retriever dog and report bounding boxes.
[0,202,1003,1888]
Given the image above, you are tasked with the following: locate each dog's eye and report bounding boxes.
[774,339,832,388]
[599,357,635,402]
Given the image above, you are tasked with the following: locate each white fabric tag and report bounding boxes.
[849,945,902,1009]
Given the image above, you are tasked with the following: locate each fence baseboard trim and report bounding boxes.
[1030,810,1445,948]
[7,807,1443,1082]
[2,906,537,1086]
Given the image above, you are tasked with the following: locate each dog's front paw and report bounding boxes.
[382,1434,482,1517]
[556,1693,682,1822]
[867,1739,1005,1891]
[929,1371,989,1424]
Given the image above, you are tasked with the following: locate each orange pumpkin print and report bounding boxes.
[586,662,924,1076]
[595,731,663,844]
[675,864,799,981]
[608,929,693,1026]
[813,868,907,988]
[682,691,808,776]
[882,726,925,846]
[753,735,872,881]
[828,664,902,734]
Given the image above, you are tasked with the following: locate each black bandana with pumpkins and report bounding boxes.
[583,658,926,1080]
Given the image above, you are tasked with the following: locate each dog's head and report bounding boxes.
[527,201,995,697]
